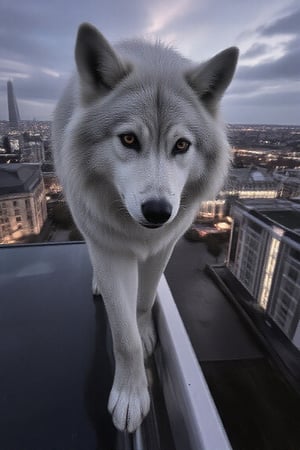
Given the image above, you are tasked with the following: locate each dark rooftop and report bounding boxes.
[0,163,41,195]
[234,199,300,238]
[261,209,300,231]
[0,243,175,450]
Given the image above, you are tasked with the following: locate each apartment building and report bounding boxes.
[199,166,279,220]
[274,169,300,199]
[227,199,300,350]
[0,164,47,243]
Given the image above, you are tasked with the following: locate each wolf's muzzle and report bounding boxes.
[141,199,172,227]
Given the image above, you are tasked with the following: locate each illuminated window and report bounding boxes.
[258,237,280,310]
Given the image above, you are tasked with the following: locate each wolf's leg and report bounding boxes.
[137,244,175,357]
[87,241,150,433]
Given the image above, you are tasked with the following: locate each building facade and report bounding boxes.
[274,169,300,199]
[0,164,47,243]
[227,199,300,350]
[198,166,279,221]
[21,141,44,163]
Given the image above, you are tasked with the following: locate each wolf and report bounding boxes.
[52,22,238,432]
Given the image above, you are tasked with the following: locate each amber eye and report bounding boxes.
[173,138,190,155]
[119,133,141,151]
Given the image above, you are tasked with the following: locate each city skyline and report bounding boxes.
[0,0,299,124]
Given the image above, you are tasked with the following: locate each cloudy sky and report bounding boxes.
[0,0,299,124]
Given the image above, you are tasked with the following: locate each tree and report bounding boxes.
[52,203,73,229]
[184,227,202,242]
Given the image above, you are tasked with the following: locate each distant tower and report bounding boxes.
[7,80,21,127]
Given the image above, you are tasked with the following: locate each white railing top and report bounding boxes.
[155,275,232,450]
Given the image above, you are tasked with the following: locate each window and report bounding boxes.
[290,248,300,262]
[248,221,262,234]
[259,237,280,310]
[272,249,300,336]
[238,220,263,294]
[288,267,298,282]
[229,220,240,264]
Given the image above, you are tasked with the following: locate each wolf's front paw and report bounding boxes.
[108,371,150,433]
[138,313,157,358]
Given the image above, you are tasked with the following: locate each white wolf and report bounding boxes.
[52,23,238,432]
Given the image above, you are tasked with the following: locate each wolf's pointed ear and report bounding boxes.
[185,47,239,115]
[75,23,131,100]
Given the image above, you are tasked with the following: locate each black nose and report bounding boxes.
[142,199,172,226]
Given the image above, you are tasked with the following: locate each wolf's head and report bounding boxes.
[73,23,238,229]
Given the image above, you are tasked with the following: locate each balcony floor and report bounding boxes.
[165,238,300,450]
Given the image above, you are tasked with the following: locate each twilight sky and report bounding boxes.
[0,0,299,124]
